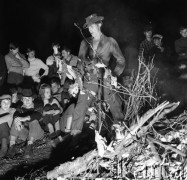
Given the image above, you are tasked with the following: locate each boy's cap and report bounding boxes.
[22,89,33,97]
[0,94,11,100]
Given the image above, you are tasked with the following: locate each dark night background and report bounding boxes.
[1,0,187,62]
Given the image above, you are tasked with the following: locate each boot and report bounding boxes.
[24,144,33,159]
[49,132,58,139]
[0,138,8,159]
[49,137,61,148]
[55,130,62,137]
[7,144,17,158]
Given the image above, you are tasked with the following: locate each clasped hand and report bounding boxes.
[14,117,24,131]
[44,110,60,116]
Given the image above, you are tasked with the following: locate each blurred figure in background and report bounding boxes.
[175,26,187,61]
[139,25,155,64]
[174,26,187,77]
[152,34,165,69]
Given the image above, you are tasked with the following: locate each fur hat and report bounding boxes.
[83,14,104,29]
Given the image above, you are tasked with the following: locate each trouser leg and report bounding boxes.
[28,120,44,141]
[71,92,94,133]
[103,86,124,122]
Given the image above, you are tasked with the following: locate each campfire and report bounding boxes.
[46,58,187,180]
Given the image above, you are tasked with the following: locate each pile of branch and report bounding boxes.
[46,58,187,179]
[47,100,187,179]
[122,58,157,124]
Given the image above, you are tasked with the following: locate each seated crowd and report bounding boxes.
[0,42,86,159]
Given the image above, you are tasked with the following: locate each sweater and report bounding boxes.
[25,58,49,82]
[5,52,29,75]
[0,108,16,127]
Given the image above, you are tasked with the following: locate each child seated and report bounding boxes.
[0,94,15,158]
[7,88,44,158]
[9,85,23,109]
[50,77,63,103]
[39,84,62,139]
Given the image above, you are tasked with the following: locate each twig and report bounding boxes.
[147,136,186,157]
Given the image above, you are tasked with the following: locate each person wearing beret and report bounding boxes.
[0,94,16,159]
[7,88,44,158]
[71,14,125,135]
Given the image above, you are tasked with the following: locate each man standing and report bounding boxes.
[5,42,29,85]
[174,26,187,76]
[175,26,187,61]
[71,14,125,135]
[139,26,155,64]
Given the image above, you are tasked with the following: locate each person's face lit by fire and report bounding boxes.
[51,82,60,94]
[61,50,70,60]
[44,88,51,100]
[88,23,101,39]
[180,29,187,38]
[1,99,11,111]
[22,97,33,108]
[144,30,152,40]
[52,45,60,55]
[153,38,162,47]
[28,50,35,59]
[11,48,19,55]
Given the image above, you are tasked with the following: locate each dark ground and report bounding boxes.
[0,124,98,180]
